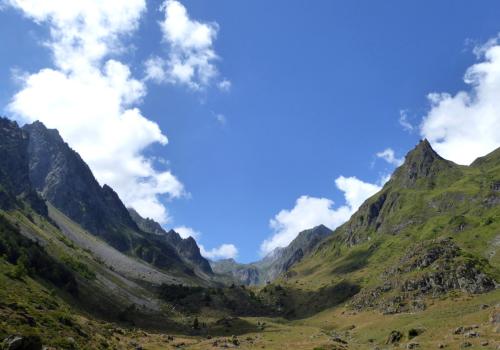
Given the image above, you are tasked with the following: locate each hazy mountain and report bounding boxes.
[212,224,333,285]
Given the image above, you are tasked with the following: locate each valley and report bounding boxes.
[0,118,499,349]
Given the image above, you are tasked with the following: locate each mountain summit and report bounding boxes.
[391,139,461,189]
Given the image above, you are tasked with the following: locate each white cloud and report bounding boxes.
[420,38,500,165]
[144,56,168,83]
[260,176,384,255]
[399,110,414,132]
[174,226,200,240]
[200,243,238,260]
[6,0,184,224]
[376,148,404,167]
[218,79,231,92]
[146,0,225,90]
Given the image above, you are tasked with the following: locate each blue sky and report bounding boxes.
[2,1,500,262]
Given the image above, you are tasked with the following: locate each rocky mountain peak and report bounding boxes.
[127,211,213,275]
[391,139,458,189]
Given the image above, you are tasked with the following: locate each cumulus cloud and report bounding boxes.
[420,37,500,165]
[200,243,238,260]
[6,0,184,224]
[376,148,404,166]
[145,0,228,90]
[260,176,384,255]
[174,226,200,240]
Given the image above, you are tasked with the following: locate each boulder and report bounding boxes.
[2,335,42,350]
[386,330,403,344]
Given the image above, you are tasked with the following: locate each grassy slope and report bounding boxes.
[279,150,500,292]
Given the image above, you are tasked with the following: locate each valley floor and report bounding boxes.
[1,257,498,350]
[113,290,500,350]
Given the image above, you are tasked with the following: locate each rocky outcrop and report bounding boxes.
[1,334,42,350]
[350,238,496,313]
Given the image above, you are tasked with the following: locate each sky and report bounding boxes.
[1,1,500,262]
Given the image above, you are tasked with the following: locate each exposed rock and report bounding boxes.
[464,331,479,338]
[1,335,42,350]
[386,330,403,344]
[350,238,495,313]
[0,118,47,215]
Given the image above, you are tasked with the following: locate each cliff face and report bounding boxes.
[0,118,47,215]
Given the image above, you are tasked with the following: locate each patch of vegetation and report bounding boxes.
[0,214,78,295]
[158,284,275,316]
[61,254,96,280]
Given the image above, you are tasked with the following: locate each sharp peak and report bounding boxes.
[399,138,448,167]
[298,224,332,235]
[23,120,64,140]
[408,138,439,156]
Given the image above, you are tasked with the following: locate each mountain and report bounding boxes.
[23,121,139,250]
[210,258,261,285]
[212,224,333,285]
[271,139,499,317]
[20,120,214,276]
[128,208,213,275]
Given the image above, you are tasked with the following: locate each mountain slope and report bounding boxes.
[19,120,212,278]
[272,140,499,316]
[23,121,139,250]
